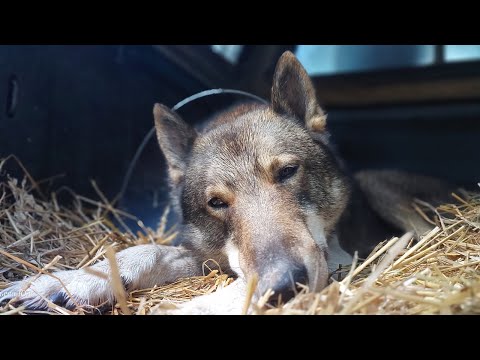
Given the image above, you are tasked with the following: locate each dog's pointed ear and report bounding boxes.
[271,51,327,133]
[153,103,197,186]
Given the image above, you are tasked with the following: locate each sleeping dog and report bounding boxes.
[0,51,453,313]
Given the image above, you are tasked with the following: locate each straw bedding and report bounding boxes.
[0,156,479,315]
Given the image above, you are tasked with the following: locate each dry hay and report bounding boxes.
[0,156,479,315]
[258,191,480,315]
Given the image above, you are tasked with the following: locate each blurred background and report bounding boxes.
[0,45,479,229]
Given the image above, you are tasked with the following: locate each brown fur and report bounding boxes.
[152,51,455,297]
[153,52,352,298]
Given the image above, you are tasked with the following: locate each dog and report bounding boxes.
[0,51,455,313]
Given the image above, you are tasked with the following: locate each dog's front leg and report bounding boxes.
[0,245,202,311]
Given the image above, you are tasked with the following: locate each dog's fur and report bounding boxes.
[0,51,455,312]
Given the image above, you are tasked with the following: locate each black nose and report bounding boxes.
[269,266,308,305]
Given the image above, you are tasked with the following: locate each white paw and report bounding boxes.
[159,279,247,315]
[0,269,115,311]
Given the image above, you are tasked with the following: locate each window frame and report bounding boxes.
[310,58,480,108]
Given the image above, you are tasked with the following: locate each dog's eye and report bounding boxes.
[208,197,228,209]
[278,165,299,182]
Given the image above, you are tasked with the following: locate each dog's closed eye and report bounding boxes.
[277,165,299,182]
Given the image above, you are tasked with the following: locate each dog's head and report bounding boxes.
[153,51,350,302]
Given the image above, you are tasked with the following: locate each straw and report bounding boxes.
[1,155,479,315]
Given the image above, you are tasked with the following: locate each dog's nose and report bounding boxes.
[268,266,309,305]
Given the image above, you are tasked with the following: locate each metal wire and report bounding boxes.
[117,88,269,201]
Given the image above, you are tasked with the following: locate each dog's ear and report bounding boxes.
[153,103,197,186]
[271,51,327,133]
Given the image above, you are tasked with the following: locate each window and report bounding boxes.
[211,45,244,65]
[296,45,480,76]
[445,45,480,62]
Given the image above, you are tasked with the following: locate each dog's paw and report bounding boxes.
[157,279,247,315]
[0,269,114,311]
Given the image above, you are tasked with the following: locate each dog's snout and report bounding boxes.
[266,266,308,304]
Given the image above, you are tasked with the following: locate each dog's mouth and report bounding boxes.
[264,289,297,307]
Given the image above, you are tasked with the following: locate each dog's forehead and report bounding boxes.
[194,108,308,159]
[185,108,316,186]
